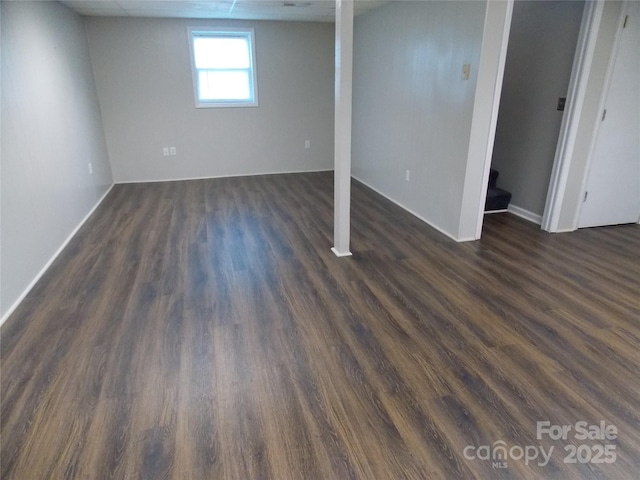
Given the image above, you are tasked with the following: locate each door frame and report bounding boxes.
[573,1,633,228]
[541,0,605,232]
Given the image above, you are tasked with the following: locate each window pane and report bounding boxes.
[193,37,250,69]
[198,70,251,101]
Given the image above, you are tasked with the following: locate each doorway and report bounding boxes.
[487,0,585,225]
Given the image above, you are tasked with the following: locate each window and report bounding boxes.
[188,28,258,108]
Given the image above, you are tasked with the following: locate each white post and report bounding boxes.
[332,0,354,257]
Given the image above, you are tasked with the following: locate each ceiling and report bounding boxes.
[61,0,389,23]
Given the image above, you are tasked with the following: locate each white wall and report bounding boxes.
[491,0,584,217]
[1,1,113,320]
[351,1,486,239]
[85,17,335,183]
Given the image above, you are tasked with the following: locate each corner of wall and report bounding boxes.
[1,1,115,322]
[458,0,513,241]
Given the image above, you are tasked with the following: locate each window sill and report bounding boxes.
[195,101,259,109]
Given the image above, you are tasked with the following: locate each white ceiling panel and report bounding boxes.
[60,0,389,22]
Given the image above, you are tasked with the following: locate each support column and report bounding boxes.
[332,0,354,257]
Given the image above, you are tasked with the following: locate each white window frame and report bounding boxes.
[187,27,259,108]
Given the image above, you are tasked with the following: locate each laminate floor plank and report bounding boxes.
[2,172,639,479]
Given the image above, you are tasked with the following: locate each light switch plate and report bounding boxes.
[462,64,471,80]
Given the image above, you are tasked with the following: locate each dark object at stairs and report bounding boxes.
[485,169,512,212]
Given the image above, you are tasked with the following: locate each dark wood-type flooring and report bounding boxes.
[2,172,639,479]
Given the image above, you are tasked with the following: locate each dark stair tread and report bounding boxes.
[485,186,512,212]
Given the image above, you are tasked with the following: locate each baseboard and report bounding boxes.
[351,176,464,242]
[0,183,115,327]
[485,209,508,214]
[115,168,334,184]
[507,204,543,225]
[331,247,353,257]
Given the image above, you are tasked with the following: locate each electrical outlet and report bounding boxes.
[305,140,311,149]
[405,170,410,182]
[170,147,176,156]
[162,147,169,156]
[88,163,93,175]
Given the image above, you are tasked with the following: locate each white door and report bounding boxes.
[579,2,640,228]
